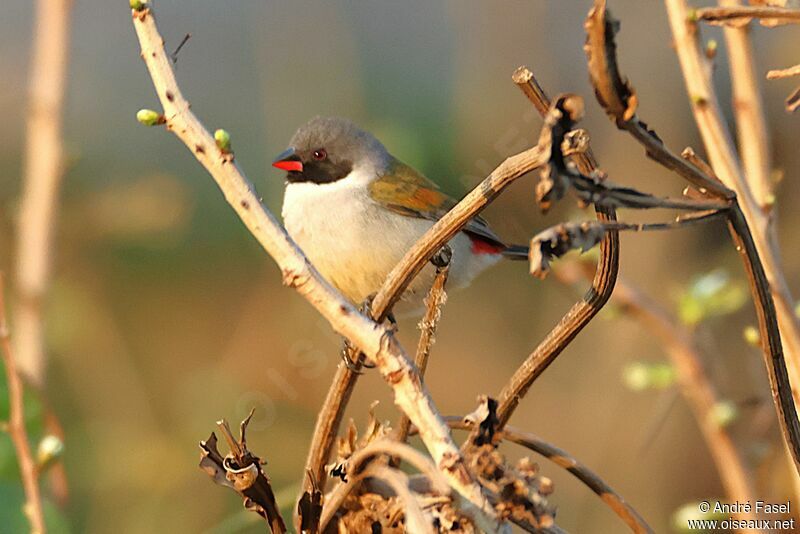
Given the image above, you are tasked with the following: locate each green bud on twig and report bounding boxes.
[709,400,738,428]
[36,435,65,472]
[705,40,717,60]
[686,8,699,23]
[136,109,165,126]
[130,0,147,11]
[215,129,232,153]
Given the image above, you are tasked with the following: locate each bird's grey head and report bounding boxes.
[272,117,390,184]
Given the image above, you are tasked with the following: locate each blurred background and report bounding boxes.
[1,0,800,532]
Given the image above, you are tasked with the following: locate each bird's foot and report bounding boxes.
[340,339,368,373]
[431,244,452,269]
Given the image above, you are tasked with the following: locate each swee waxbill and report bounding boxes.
[274,117,527,310]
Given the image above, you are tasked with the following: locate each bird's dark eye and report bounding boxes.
[313,148,327,161]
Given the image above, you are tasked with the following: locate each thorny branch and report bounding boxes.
[0,275,46,534]
[130,4,505,532]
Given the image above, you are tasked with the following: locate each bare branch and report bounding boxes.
[529,211,726,278]
[768,63,800,80]
[15,0,73,386]
[396,257,451,445]
[130,5,503,530]
[495,67,620,427]
[718,0,774,210]
[584,0,734,200]
[696,5,800,26]
[0,275,46,534]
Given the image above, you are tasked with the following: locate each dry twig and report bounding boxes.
[495,67,620,427]
[414,416,652,533]
[767,64,800,80]
[717,0,774,209]
[319,438,450,531]
[129,4,504,531]
[395,257,451,446]
[696,5,800,26]
[15,0,73,386]
[0,275,46,534]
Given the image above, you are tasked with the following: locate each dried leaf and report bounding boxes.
[530,222,608,278]
[585,0,638,123]
[298,488,322,533]
[463,396,500,447]
[467,444,556,529]
[536,94,586,212]
[199,419,287,533]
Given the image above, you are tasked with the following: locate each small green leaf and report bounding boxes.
[214,129,232,153]
[130,0,147,11]
[678,270,747,326]
[136,109,165,126]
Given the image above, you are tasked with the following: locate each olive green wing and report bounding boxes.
[368,158,505,247]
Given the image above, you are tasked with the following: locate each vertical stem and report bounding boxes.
[395,263,450,445]
[665,0,800,470]
[0,277,47,534]
[15,0,73,386]
[719,0,773,209]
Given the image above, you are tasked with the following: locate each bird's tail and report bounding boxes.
[502,244,530,261]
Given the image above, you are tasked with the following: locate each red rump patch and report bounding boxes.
[469,236,505,255]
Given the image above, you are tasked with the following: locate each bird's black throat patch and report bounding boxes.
[286,159,353,185]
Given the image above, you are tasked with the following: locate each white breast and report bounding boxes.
[281,170,500,308]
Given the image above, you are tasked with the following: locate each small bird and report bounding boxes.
[274,117,527,312]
